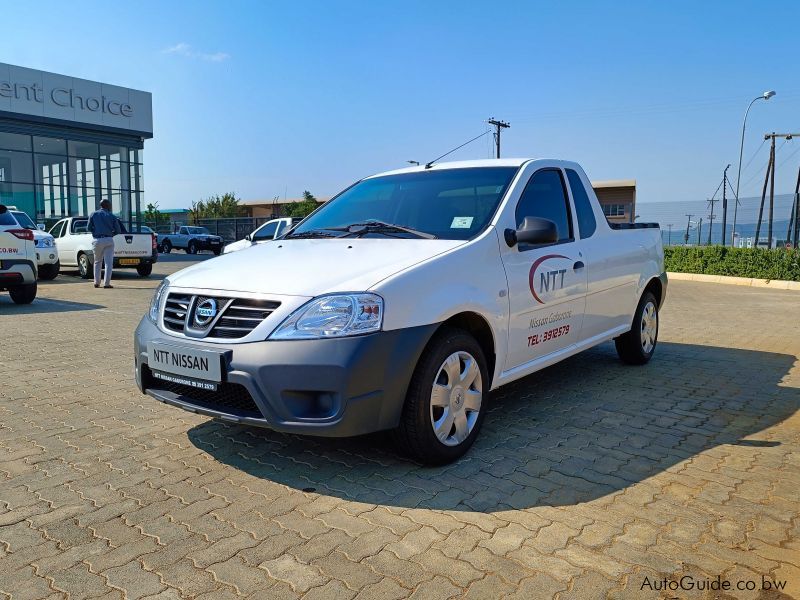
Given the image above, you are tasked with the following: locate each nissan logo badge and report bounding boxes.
[194,298,218,326]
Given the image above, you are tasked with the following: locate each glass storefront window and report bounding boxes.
[99,144,127,162]
[128,148,143,164]
[68,140,99,158]
[0,132,32,152]
[0,149,34,183]
[0,182,36,217]
[33,136,67,155]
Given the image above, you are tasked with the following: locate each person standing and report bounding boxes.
[87,199,123,288]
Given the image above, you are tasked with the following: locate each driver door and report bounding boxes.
[500,168,587,371]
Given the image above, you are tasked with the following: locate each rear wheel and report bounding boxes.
[38,261,60,280]
[187,241,197,255]
[77,253,92,279]
[9,282,37,304]
[615,291,659,365]
[394,327,488,465]
[136,263,153,277]
[161,240,172,254]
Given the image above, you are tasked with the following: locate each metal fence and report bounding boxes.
[143,217,277,243]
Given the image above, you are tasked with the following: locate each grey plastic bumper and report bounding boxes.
[134,316,437,437]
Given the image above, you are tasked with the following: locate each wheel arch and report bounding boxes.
[435,311,496,386]
[643,275,665,309]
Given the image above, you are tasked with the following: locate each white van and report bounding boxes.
[135,159,666,464]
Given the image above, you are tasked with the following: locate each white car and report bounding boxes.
[0,204,37,303]
[0,207,59,280]
[134,159,666,464]
[223,218,297,254]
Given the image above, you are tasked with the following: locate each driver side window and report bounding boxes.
[515,169,573,247]
[253,222,278,241]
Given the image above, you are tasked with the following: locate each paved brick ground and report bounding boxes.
[1,257,798,599]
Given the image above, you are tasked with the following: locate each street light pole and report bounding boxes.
[732,90,776,245]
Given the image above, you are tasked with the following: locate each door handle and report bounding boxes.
[573,260,585,270]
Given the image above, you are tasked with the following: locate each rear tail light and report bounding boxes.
[152,233,157,250]
[8,228,34,241]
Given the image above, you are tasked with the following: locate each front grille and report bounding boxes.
[161,293,280,339]
[153,377,262,417]
[210,298,281,339]
[163,293,191,333]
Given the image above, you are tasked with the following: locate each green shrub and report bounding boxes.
[664,246,800,281]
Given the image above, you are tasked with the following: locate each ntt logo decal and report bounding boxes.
[528,254,569,304]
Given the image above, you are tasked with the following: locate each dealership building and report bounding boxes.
[0,62,152,228]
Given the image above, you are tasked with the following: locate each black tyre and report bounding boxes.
[187,241,197,255]
[77,253,92,279]
[9,282,37,304]
[615,291,659,365]
[213,247,222,256]
[161,240,172,254]
[38,261,60,280]
[136,263,153,277]
[394,327,489,465]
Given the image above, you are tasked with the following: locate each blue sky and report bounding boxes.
[1,1,798,209]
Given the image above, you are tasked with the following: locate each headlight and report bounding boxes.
[148,280,168,323]
[269,293,383,340]
[35,238,53,248]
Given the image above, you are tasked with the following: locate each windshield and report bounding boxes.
[291,167,519,240]
[187,227,210,235]
[11,211,37,230]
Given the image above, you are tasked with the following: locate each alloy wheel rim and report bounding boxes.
[640,301,657,353]
[430,351,482,447]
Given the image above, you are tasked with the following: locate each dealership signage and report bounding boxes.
[0,62,153,136]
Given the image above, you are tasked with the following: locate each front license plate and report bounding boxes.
[120,258,140,265]
[148,342,223,382]
[152,370,217,391]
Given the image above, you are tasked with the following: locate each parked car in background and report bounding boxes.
[135,159,666,464]
[0,206,60,280]
[0,205,37,303]
[49,216,158,278]
[158,226,224,255]
[223,217,298,254]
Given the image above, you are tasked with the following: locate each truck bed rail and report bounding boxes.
[608,222,660,230]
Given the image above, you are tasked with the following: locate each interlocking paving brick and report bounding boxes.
[2,261,800,599]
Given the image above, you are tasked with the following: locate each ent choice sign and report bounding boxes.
[0,81,134,117]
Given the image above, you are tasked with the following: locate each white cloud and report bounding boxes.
[163,43,230,63]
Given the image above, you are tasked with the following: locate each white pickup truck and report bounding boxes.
[49,217,158,278]
[0,205,37,304]
[135,159,666,464]
[223,218,298,254]
[158,226,224,255]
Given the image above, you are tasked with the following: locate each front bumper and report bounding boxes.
[134,316,437,437]
[35,249,59,266]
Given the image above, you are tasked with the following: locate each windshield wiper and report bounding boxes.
[285,229,342,239]
[336,220,437,239]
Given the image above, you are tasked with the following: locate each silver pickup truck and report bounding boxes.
[158,226,224,255]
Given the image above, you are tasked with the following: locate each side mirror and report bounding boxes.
[245,234,252,241]
[37,224,46,230]
[505,217,559,247]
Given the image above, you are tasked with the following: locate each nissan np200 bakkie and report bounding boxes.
[135,159,666,464]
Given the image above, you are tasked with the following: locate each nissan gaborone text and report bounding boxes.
[134,159,667,464]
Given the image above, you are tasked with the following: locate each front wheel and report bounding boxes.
[136,263,153,277]
[187,241,197,255]
[77,253,92,279]
[393,327,489,465]
[161,240,172,254]
[38,261,60,280]
[9,282,37,304]
[615,291,659,365]
[213,247,222,256]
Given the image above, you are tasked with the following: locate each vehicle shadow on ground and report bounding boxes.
[187,341,799,512]
[0,296,104,313]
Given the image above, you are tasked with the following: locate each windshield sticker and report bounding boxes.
[451,216,474,229]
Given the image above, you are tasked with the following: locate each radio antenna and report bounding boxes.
[425,130,491,169]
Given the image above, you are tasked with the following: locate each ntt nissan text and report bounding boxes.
[135,159,666,464]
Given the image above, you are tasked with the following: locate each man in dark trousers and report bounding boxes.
[87,199,124,288]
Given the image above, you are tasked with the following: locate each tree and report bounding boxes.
[284,191,320,218]
[142,202,170,231]
[190,192,243,223]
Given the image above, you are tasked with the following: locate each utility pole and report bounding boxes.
[755,138,775,248]
[487,118,510,158]
[707,196,719,245]
[667,224,673,246]
[684,214,693,245]
[793,166,800,248]
[721,164,730,245]
[697,217,703,246]
[759,133,800,248]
